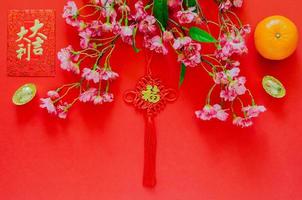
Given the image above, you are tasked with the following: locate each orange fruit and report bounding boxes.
[254,15,298,60]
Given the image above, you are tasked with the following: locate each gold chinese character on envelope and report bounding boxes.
[8,10,55,76]
[16,19,48,61]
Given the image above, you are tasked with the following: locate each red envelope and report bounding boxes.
[7,9,55,76]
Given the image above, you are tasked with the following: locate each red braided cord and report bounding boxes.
[124,75,177,188]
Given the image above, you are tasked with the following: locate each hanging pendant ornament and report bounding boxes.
[124,53,177,187]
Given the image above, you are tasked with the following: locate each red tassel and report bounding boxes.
[143,115,157,187]
[124,75,177,187]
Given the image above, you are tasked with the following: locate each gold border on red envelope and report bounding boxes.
[7,9,55,77]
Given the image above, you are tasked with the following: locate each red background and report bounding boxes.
[0,0,302,199]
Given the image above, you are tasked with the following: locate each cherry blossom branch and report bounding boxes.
[40,0,265,127]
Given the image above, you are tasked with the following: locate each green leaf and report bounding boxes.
[179,63,186,87]
[153,0,168,29]
[184,0,196,8]
[189,27,217,43]
[188,0,197,7]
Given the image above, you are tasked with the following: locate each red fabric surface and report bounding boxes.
[0,0,302,199]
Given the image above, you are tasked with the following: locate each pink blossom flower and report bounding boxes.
[144,36,168,55]
[79,88,97,102]
[63,1,78,18]
[219,0,232,11]
[102,22,113,32]
[99,69,119,80]
[242,105,266,118]
[47,90,60,99]
[220,88,237,101]
[120,26,133,44]
[173,38,201,67]
[110,22,121,34]
[90,20,102,36]
[233,116,253,128]
[220,76,247,101]
[214,71,228,85]
[240,24,251,36]
[214,67,240,84]
[92,93,114,104]
[195,104,229,121]
[57,46,80,74]
[228,67,240,77]
[57,103,69,119]
[177,42,201,67]
[40,98,57,114]
[230,76,247,95]
[82,68,100,83]
[132,1,147,20]
[139,15,157,34]
[233,0,243,8]
[215,31,248,60]
[63,1,79,26]
[233,104,266,127]
[102,4,117,19]
[176,7,198,24]
[163,31,174,42]
[58,111,67,119]
[102,93,114,103]
[92,95,103,105]
[172,37,192,50]
[79,29,93,49]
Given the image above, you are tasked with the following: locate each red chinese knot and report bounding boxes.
[124,75,177,187]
